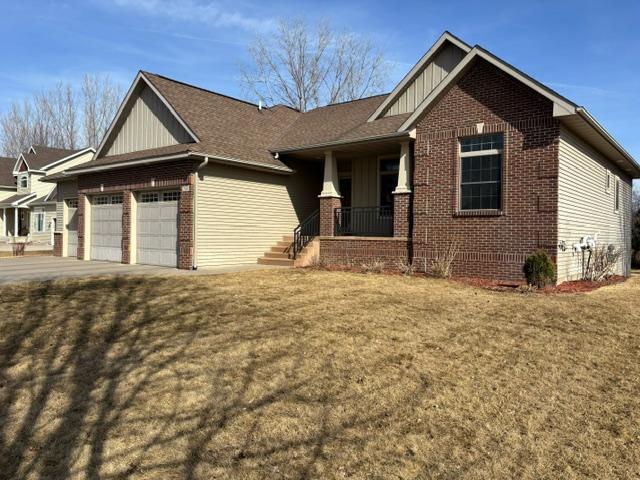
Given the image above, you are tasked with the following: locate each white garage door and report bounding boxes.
[91,194,123,262]
[136,191,179,267]
[66,198,78,257]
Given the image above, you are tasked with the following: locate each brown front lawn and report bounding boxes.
[0,270,638,479]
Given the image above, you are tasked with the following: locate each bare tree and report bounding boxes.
[0,74,123,157]
[241,19,389,111]
[82,74,123,149]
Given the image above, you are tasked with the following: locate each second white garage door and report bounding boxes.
[136,191,180,267]
[91,194,123,262]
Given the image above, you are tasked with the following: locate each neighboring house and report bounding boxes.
[0,158,18,237]
[0,146,95,245]
[45,32,639,283]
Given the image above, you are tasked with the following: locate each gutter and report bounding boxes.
[272,131,411,154]
[45,151,293,179]
[575,107,640,173]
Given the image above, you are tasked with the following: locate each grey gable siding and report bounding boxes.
[105,85,193,156]
[557,127,633,281]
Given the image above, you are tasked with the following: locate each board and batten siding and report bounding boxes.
[105,85,192,156]
[196,163,319,267]
[383,42,465,117]
[557,127,632,282]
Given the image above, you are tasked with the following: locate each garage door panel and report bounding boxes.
[91,200,123,262]
[136,193,179,267]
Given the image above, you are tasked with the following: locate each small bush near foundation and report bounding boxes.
[430,242,459,278]
[523,250,555,288]
[308,255,325,269]
[583,245,622,281]
[361,259,385,274]
[396,259,414,276]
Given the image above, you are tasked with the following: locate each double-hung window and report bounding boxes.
[459,134,503,211]
[34,208,45,233]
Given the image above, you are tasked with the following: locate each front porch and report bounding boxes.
[282,137,413,264]
[1,207,31,238]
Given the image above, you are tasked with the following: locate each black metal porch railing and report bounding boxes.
[334,206,393,237]
[292,209,320,259]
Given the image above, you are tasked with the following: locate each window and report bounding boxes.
[67,198,78,209]
[162,191,180,202]
[140,192,159,203]
[34,209,45,233]
[615,179,620,212]
[19,176,28,189]
[94,196,109,205]
[606,171,611,192]
[379,158,399,208]
[110,195,123,205]
[459,134,503,211]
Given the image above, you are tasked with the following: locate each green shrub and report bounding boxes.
[523,250,556,288]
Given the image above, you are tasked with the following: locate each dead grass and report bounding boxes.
[0,269,638,479]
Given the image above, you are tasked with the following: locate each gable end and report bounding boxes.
[102,83,194,157]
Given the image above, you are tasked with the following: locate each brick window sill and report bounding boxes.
[453,210,504,217]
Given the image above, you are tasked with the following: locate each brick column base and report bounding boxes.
[178,175,195,269]
[319,196,341,237]
[393,192,411,238]
[53,232,63,257]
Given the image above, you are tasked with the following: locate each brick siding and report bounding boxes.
[77,160,197,269]
[393,193,411,237]
[53,232,63,257]
[412,58,560,280]
[319,196,341,237]
[320,237,410,267]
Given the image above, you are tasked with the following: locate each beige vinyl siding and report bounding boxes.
[384,43,464,117]
[196,163,319,267]
[55,180,78,232]
[106,85,192,156]
[29,205,56,243]
[557,127,633,282]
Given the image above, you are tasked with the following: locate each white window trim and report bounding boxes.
[33,209,46,233]
[458,136,504,212]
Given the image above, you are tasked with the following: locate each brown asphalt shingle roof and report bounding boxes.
[0,193,34,206]
[270,96,410,152]
[69,72,408,173]
[21,146,82,170]
[0,157,16,188]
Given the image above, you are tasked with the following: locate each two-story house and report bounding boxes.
[0,146,94,245]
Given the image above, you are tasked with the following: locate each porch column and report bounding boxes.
[319,150,341,237]
[14,208,18,237]
[392,141,412,238]
[2,208,6,237]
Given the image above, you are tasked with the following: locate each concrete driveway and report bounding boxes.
[0,256,277,284]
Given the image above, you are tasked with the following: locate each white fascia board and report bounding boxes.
[94,72,199,158]
[42,147,96,171]
[575,107,640,171]
[367,32,472,122]
[56,152,293,177]
[11,192,37,207]
[28,145,36,154]
[12,154,27,175]
[398,47,579,132]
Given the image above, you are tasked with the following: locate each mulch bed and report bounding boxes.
[311,265,627,294]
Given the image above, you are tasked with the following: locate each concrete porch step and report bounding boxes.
[263,251,289,259]
[257,257,294,266]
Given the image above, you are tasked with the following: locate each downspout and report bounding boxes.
[192,156,209,270]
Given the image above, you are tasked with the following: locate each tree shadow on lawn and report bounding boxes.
[0,274,430,479]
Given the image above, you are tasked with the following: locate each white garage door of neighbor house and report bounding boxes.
[66,198,78,257]
[91,194,123,262]
[136,191,179,267]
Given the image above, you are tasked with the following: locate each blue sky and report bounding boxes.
[1,0,639,161]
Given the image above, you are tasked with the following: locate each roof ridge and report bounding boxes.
[305,93,390,113]
[142,71,264,110]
